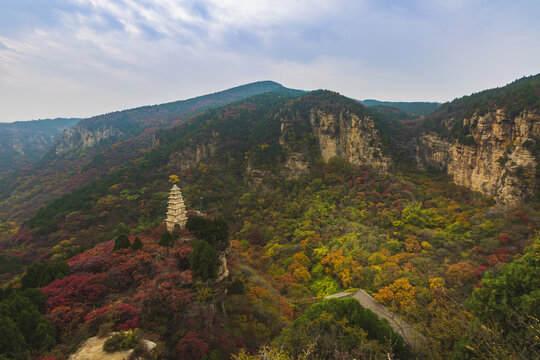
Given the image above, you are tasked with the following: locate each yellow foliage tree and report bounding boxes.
[293,252,311,268]
[375,278,416,314]
[169,174,180,183]
[293,266,312,283]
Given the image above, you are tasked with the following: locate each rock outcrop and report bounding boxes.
[69,334,156,360]
[416,109,539,204]
[167,106,392,182]
[308,109,392,171]
[168,132,219,170]
[54,125,122,155]
[0,118,79,178]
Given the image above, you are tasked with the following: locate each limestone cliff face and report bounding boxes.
[308,109,392,171]
[416,109,539,204]
[54,125,121,155]
[167,108,391,181]
[168,131,219,170]
[277,115,311,179]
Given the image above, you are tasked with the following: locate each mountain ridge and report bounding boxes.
[362,99,440,117]
[0,82,304,226]
[0,118,80,180]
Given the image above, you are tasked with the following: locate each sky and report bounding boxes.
[0,0,539,122]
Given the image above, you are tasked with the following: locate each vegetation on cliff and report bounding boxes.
[422,74,540,138]
[0,78,539,359]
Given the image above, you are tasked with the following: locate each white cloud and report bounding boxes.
[0,0,539,121]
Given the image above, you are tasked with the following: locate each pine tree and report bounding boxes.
[114,234,131,251]
[189,239,218,280]
[159,231,174,247]
[132,236,143,250]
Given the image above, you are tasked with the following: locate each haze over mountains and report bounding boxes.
[0,118,80,179]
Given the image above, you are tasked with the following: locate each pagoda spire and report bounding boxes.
[165,184,187,231]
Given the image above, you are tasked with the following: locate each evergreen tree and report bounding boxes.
[21,261,69,289]
[0,314,26,359]
[189,239,218,280]
[229,279,245,295]
[114,234,131,251]
[159,231,174,247]
[132,236,143,250]
[0,289,56,358]
[186,216,229,250]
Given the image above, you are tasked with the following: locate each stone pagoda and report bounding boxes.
[165,184,188,231]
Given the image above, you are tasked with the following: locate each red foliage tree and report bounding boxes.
[175,331,210,359]
[42,273,108,311]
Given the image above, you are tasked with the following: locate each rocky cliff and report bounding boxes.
[308,109,392,171]
[0,118,79,178]
[167,94,392,180]
[416,109,539,204]
[54,125,122,155]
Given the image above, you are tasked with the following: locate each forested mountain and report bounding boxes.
[0,76,539,360]
[0,118,79,180]
[54,81,304,155]
[362,100,440,117]
[0,82,304,234]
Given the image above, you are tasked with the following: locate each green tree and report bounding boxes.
[229,279,245,295]
[186,217,229,250]
[132,236,143,250]
[189,240,219,280]
[0,314,26,359]
[279,298,409,360]
[460,239,540,358]
[21,261,69,289]
[114,234,131,251]
[159,231,175,247]
[0,289,56,357]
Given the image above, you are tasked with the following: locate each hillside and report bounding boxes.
[0,82,304,234]
[0,118,80,180]
[362,100,440,117]
[416,74,540,204]
[54,81,304,155]
[0,78,539,360]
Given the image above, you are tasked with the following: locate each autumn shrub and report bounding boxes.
[175,331,210,359]
[69,254,110,273]
[103,329,140,353]
[248,229,264,245]
[84,302,140,332]
[42,273,108,311]
[445,262,476,288]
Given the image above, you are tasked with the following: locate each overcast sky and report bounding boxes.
[0,0,539,122]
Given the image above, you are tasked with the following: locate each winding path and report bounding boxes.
[325,290,427,353]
